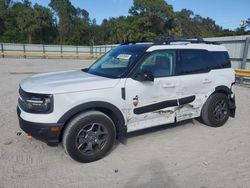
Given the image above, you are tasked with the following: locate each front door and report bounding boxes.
[124,50,180,132]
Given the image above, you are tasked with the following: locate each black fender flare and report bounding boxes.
[214,85,232,95]
[214,85,235,117]
[57,101,127,142]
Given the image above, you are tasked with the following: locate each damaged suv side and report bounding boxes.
[17,38,236,162]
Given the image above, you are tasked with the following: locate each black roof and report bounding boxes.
[114,44,152,53]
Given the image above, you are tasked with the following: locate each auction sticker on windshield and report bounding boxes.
[117,54,132,60]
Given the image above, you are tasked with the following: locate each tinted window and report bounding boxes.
[209,51,231,69]
[140,51,176,77]
[178,49,210,75]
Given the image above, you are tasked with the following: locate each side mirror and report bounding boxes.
[134,70,154,82]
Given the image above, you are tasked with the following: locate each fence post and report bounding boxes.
[240,37,250,69]
[90,45,94,59]
[1,43,4,58]
[60,45,63,59]
[43,44,46,59]
[76,46,79,59]
[23,44,26,59]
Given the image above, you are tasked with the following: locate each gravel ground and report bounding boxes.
[0,58,250,188]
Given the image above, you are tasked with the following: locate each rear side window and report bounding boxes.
[209,51,231,69]
[177,49,210,75]
[177,50,231,75]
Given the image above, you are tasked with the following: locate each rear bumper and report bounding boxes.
[17,106,63,146]
[229,95,236,118]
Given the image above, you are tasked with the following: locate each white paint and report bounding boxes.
[18,45,235,133]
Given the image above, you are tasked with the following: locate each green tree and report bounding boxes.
[49,0,90,45]
[0,0,245,45]
[68,7,91,45]
[129,0,179,41]
[32,4,56,43]
[0,1,29,43]
[176,9,224,38]
[16,6,37,43]
[16,3,55,43]
[49,0,76,43]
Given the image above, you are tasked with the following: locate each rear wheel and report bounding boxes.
[201,93,230,127]
[63,111,116,163]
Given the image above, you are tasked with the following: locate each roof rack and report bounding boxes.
[121,41,137,45]
[121,37,150,45]
[154,36,220,45]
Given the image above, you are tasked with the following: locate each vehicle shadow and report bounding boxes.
[109,119,196,156]
[127,119,195,140]
[123,158,179,188]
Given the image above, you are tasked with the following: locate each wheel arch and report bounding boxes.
[58,101,127,142]
[213,85,232,96]
[208,85,235,118]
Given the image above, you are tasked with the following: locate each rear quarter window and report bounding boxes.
[176,49,231,75]
[209,51,231,69]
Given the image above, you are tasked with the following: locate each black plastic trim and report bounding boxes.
[179,96,196,105]
[215,85,232,94]
[229,95,236,118]
[57,101,127,142]
[134,99,178,114]
[17,106,62,146]
[154,37,220,45]
[133,95,195,115]
[121,88,126,100]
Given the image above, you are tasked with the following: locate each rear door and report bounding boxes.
[176,49,213,121]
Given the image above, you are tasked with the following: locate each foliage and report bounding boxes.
[0,0,249,45]
[176,9,223,38]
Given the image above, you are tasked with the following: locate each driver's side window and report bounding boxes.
[140,51,175,77]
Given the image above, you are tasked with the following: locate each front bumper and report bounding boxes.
[17,106,63,146]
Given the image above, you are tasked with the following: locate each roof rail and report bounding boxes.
[154,36,220,45]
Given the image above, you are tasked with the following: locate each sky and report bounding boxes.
[30,0,250,30]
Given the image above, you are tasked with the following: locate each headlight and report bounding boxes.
[18,88,53,114]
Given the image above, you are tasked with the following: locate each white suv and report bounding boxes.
[17,38,236,162]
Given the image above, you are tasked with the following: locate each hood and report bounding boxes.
[20,70,120,94]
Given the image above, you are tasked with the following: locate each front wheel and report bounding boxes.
[201,93,230,127]
[63,111,116,163]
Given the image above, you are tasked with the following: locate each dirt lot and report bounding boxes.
[0,58,250,188]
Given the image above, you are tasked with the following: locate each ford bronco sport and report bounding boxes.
[17,38,236,163]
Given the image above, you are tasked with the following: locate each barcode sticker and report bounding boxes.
[117,54,132,60]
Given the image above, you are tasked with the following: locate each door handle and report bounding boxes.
[162,83,176,88]
[202,78,212,84]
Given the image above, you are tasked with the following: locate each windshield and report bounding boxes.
[86,45,149,78]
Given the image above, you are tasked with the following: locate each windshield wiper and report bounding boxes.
[81,68,89,72]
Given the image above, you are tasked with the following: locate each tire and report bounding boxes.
[62,111,116,163]
[201,93,230,127]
